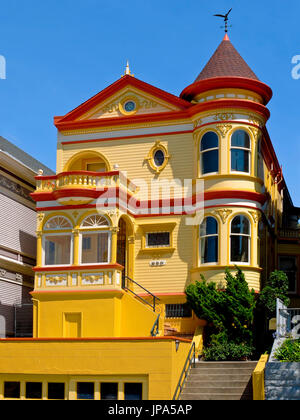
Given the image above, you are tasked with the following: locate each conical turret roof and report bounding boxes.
[195,34,259,82]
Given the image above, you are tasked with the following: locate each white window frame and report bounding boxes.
[230,216,251,265]
[79,231,112,265]
[199,217,219,266]
[42,232,73,267]
[230,131,251,175]
[200,132,219,176]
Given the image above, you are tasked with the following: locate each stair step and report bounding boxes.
[189,368,255,375]
[194,361,257,369]
[185,380,251,388]
[188,374,253,381]
[180,393,252,401]
[184,385,250,393]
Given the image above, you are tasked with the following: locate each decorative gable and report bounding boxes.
[54,75,191,131]
[77,88,179,121]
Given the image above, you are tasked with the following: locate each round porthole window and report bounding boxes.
[124,100,136,113]
[154,149,165,167]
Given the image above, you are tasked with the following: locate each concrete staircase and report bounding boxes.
[180,361,257,400]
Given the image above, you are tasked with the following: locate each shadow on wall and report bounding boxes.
[19,231,36,258]
[0,304,13,337]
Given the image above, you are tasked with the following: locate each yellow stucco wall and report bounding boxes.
[0,338,191,400]
[32,289,158,339]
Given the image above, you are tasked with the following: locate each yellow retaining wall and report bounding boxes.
[252,354,269,400]
[0,338,192,400]
[32,289,157,338]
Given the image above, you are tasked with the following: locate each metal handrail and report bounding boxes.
[150,314,160,337]
[123,276,160,312]
[172,342,196,400]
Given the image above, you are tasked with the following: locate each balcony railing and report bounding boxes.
[34,266,124,291]
[35,171,138,195]
[278,228,300,239]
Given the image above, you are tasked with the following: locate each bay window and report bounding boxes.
[199,217,219,264]
[230,215,251,263]
[231,130,251,173]
[200,132,219,175]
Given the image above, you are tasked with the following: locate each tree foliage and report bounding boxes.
[258,270,290,319]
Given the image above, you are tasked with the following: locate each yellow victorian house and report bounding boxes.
[0,34,299,400]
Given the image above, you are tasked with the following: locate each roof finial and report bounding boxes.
[214,8,232,34]
[123,60,134,77]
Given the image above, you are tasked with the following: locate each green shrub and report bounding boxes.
[274,339,300,362]
[203,339,254,361]
[185,267,256,361]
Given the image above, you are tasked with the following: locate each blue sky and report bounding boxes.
[0,0,300,205]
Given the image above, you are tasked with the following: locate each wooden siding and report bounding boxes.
[0,193,37,258]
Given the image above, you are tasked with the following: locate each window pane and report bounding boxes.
[81,232,109,263]
[231,130,250,148]
[200,217,218,236]
[231,216,250,235]
[26,382,42,399]
[201,132,219,151]
[147,232,170,247]
[101,383,118,400]
[231,236,249,262]
[231,149,249,172]
[44,235,71,265]
[165,304,192,318]
[48,383,65,400]
[201,150,219,174]
[201,236,218,263]
[4,382,20,399]
[77,382,94,400]
[154,150,165,167]
[124,383,143,401]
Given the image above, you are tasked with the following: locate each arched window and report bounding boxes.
[230,215,251,263]
[200,132,219,175]
[199,217,218,264]
[80,214,111,264]
[44,216,72,230]
[231,130,251,173]
[81,215,110,228]
[43,216,73,266]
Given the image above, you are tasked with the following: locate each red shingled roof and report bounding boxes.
[195,34,259,82]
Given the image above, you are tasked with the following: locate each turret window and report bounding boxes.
[200,132,219,175]
[199,217,219,264]
[231,130,251,173]
[230,215,251,263]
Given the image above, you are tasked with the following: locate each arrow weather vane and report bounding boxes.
[214,8,232,33]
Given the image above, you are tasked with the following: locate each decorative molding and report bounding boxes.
[213,209,233,224]
[81,273,104,285]
[193,118,203,129]
[46,274,68,287]
[249,210,262,224]
[146,140,170,174]
[248,126,262,142]
[214,112,235,121]
[215,124,233,138]
[0,173,34,203]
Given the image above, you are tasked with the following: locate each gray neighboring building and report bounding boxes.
[0,136,54,337]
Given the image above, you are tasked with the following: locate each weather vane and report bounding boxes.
[214,8,232,33]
